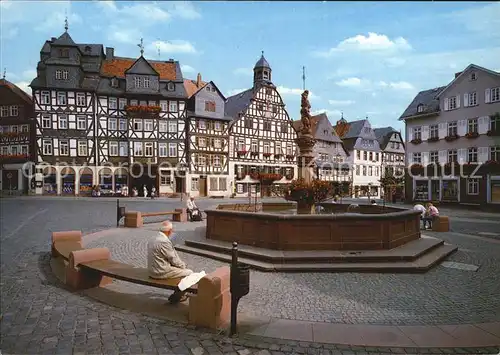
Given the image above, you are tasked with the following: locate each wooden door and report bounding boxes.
[199,177,207,197]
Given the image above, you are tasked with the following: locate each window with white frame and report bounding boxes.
[144,120,153,131]
[251,140,258,152]
[42,114,51,128]
[362,166,367,176]
[468,147,478,163]
[198,155,206,166]
[134,77,141,88]
[119,119,127,131]
[109,98,117,109]
[214,121,222,131]
[62,70,69,80]
[159,143,167,157]
[108,118,117,131]
[76,93,86,106]
[160,174,172,186]
[168,143,177,157]
[169,101,178,113]
[55,70,62,80]
[210,177,218,191]
[144,77,150,89]
[467,178,479,195]
[0,106,8,117]
[412,152,422,163]
[133,119,142,131]
[237,139,245,151]
[491,87,500,103]
[59,140,69,155]
[191,178,199,191]
[11,125,18,133]
[275,142,282,155]
[430,151,439,163]
[109,141,118,156]
[412,127,422,140]
[448,149,457,163]
[417,104,424,113]
[57,92,66,105]
[213,155,221,166]
[41,91,50,104]
[158,101,167,112]
[119,142,128,156]
[219,177,227,191]
[198,120,206,129]
[130,99,138,106]
[429,124,438,139]
[198,137,206,147]
[468,92,477,106]
[214,138,222,148]
[159,121,167,132]
[168,121,177,132]
[77,116,86,130]
[21,145,28,155]
[1,146,8,155]
[11,146,18,155]
[134,142,143,156]
[490,146,500,161]
[144,142,153,157]
[448,96,457,110]
[21,125,28,132]
[236,184,243,193]
[447,121,457,136]
[467,118,478,133]
[10,106,18,116]
[78,141,87,156]
[286,144,293,156]
[491,114,500,131]
[263,141,271,154]
[119,98,127,110]
[58,115,68,129]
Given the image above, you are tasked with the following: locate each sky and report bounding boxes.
[1,1,499,132]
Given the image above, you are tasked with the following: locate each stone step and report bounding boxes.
[182,237,444,264]
[174,243,458,273]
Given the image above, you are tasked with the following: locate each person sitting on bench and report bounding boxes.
[423,202,439,230]
[147,221,193,304]
[413,203,426,229]
[186,196,201,221]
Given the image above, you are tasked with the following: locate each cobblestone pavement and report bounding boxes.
[1,197,499,354]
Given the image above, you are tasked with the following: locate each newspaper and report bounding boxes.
[178,271,206,291]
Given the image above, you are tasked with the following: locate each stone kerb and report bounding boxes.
[188,266,231,329]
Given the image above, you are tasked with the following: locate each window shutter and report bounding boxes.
[438,123,446,138]
[458,120,467,136]
[422,126,429,141]
[438,150,447,164]
[422,152,429,165]
[485,88,491,103]
[478,147,489,163]
[444,98,449,111]
[195,137,199,146]
[463,93,469,107]
[408,129,413,141]
[456,94,460,108]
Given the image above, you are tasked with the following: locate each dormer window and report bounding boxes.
[167,82,175,91]
[144,77,150,88]
[59,49,69,58]
[84,46,91,53]
[111,78,118,88]
[470,72,477,81]
[263,71,269,80]
[134,77,141,88]
[417,104,424,113]
[206,86,211,91]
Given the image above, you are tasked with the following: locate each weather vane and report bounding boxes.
[302,66,306,90]
[138,38,144,56]
[2,68,6,80]
[64,10,68,32]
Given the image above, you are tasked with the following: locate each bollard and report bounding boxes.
[116,199,126,227]
[229,242,250,336]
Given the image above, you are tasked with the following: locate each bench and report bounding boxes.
[51,231,229,329]
[432,215,450,232]
[124,209,187,228]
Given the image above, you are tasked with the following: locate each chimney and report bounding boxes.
[196,73,201,88]
[106,47,114,60]
[51,37,57,42]
[454,71,463,78]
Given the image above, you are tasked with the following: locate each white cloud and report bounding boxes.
[446,3,500,38]
[108,27,142,45]
[227,88,247,96]
[14,81,31,94]
[311,108,342,118]
[328,99,355,106]
[169,1,201,19]
[233,68,253,76]
[0,27,18,40]
[22,69,37,81]
[276,86,319,99]
[35,11,82,32]
[384,57,406,67]
[314,32,412,57]
[98,1,171,23]
[335,77,364,87]
[149,40,197,54]
[181,64,196,74]
[379,81,414,90]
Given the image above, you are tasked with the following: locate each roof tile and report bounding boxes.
[101,57,177,80]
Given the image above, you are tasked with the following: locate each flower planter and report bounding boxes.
[465,132,479,139]
[410,138,422,145]
[444,135,460,142]
[427,136,439,143]
[263,153,272,158]
[286,155,294,160]
[487,130,500,137]
[237,151,247,156]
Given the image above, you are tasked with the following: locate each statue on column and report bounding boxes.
[300,90,312,135]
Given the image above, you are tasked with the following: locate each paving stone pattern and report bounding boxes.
[1,197,499,354]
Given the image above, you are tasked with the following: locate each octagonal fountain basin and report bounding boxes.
[205,202,421,251]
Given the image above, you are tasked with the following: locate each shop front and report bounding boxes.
[99,168,113,195]
[442,178,459,202]
[61,168,76,195]
[414,179,429,201]
[79,167,93,196]
[114,168,128,196]
[43,167,57,195]
[487,175,500,204]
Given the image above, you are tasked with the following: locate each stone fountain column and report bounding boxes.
[295,90,316,183]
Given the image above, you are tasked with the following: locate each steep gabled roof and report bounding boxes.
[184,78,207,98]
[101,57,177,80]
[125,56,159,76]
[342,119,366,139]
[374,126,397,150]
[0,79,32,103]
[436,64,500,98]
[52,32,77,47]
[225,88,254,118]
[398,86,444,120]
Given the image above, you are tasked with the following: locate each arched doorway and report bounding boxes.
[79,167,93,196]
[61,167,76,195]
[99,168,113,196]
[114,168,128,196]
[43,166,57,195]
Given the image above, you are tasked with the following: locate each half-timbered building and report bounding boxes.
[293,112,351,195]
[225,54,298,197]
[0,78,35,194]
[184,74,231,197]
[30,24,187,196]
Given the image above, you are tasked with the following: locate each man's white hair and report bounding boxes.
[159,221,173,232]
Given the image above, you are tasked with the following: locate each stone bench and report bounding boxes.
[51,231,229,330]
[432,216,450,232]
[124,209,187,228]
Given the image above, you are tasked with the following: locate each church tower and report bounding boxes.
[253,51,272,87]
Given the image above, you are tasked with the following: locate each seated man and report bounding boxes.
[148,221,193,304]
[423,202,439,229]
[413,203,426,228]
[186,196,201,221]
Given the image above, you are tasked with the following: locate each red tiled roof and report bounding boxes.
[0,79,32,104]
[184,78,207,98]
[100,58,177,80]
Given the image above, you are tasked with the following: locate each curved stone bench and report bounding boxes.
[124,209,187,228]
[51,230,230,330]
